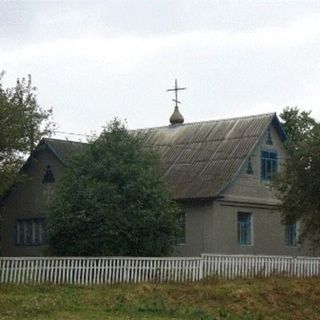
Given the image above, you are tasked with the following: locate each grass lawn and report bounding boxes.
[0,277,320,320]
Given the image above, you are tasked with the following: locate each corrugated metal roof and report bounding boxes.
[134,113,277,199]
[43,113,282,200]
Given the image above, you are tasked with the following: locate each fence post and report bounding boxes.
[199,255,204,280]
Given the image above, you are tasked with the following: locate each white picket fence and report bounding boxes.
[203,254,320,279]
[0,254,319,285]
[0,257,203,285]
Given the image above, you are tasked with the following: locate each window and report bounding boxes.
[261,151,278,180]
[246,157,254,174]
[266,128,273,145]
[16,218,46,246]
[238,212,252,245]
[285,223,297,247]
[42,165,55,183]
[176,211,186,245]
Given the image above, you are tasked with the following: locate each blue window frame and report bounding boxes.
[238,212,252,245]
[15,218,46,246]
[285,223,297,247]
[261,151,278,180]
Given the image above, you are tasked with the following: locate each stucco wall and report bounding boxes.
[175,199,318,257]
[174,200,214,256]
[209,201,317,256]
[0,146,63,256]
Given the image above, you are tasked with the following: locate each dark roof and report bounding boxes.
[42,138,87,163]
[42,113,286,200]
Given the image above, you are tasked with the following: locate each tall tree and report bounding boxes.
[274,107,320,246]
[0,72,53,196]
[47,119,182,256]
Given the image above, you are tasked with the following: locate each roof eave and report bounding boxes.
[173,195,225,202]
[271,113,287,142]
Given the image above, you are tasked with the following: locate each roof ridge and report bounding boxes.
[45,113,276,140]
[43,137,87,145]
[134,112,276,132]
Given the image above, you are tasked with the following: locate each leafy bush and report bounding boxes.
[47,119,181,256]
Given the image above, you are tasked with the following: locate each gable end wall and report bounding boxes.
[1,148,64,256]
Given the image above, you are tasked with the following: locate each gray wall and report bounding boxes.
[209,201,317,256]
[1,146,63,256]
[175,200,318,257]
[175,124,319,257]
[222,123,316,255]
[174,200,213,256]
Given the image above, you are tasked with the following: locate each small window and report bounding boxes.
[16,218,46,246]
[285,223,297,247]
[238,212,252,245]
[246,157,254,174]
[266,128,273,145]
[42,165,55,183]
[261,151,278,180]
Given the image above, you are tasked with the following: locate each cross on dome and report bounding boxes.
[167,79,186,125]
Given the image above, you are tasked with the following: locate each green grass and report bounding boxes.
[0,277,320,319]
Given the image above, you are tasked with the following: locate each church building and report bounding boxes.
[1,83,317,257]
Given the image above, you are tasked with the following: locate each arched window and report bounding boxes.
[266,128,273,145]
[42,165,55,183]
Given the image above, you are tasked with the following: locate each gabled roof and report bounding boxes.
[41,138,87,163]
[41,113,286,200]
[134,113,285,200]
[0,138,87,204]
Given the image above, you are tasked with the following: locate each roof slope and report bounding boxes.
[43,113,285,200]
[42,138,87,163]
[134,113,284,200]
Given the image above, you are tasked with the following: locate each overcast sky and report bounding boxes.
[1,0,320,140]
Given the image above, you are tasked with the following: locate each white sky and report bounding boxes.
[1,0,320,140]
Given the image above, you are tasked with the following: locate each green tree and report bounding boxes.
[274,107,320,246]
[280,106,317,153]
[47,120,182,256]
[0,72,53,196]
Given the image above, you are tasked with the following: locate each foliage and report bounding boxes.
[280,106,317,153]
[0,72,53,196]
[1,278,320,319]
[47,119,182,256]
[273,107,320,246]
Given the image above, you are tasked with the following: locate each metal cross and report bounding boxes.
[167,79,186,107]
